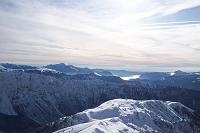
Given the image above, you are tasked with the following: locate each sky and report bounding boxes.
[0,0,200,72]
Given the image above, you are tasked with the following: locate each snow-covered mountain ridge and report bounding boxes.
[0,70,200,131]
[54,99,200,133]
[1,63,200,91]
[0,63,114,76]
[0,63,200,132]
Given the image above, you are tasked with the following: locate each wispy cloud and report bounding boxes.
[0,0,200,71]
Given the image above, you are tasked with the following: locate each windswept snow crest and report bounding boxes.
[54,99,200,133]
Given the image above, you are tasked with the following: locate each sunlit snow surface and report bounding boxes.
[94,72,102,76]
[120,75,140,80]
[54,99,198,133]
[170,72,175,76]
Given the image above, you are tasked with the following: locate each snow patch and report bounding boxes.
[70,66,79,71]
[120,75,140,80]
[38,68,60,73]
[94,72,102,76]
[166,101,194,113]
[170,72,175,76]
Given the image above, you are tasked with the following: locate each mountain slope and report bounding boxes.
[45,63,114,76]
[45,63,93,75]
[0,63,37,70]
[1,67,200,132]
[54,99,200,133]
[139,71,200,91]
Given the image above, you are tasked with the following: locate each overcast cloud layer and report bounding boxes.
[0,0,200,71]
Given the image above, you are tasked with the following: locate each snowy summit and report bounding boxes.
[54,99,200,133]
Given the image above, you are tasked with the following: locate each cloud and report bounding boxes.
[0,0,200,71]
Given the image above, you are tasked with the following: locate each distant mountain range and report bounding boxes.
[1,63,199,91]
[0,63,113,76]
